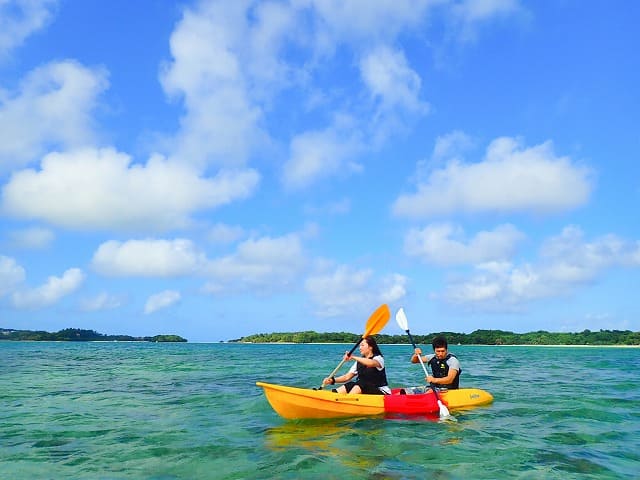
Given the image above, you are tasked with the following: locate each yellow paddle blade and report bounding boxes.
[363,304,390,337]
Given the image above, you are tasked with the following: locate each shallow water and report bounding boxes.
[1,342,639,479]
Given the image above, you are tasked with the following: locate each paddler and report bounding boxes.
[322,336,391,395]
[411,335,461,389]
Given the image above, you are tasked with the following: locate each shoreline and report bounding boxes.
[232,342,640,347]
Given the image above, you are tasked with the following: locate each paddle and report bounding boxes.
[318,303,390,390]
[395,307,451,418]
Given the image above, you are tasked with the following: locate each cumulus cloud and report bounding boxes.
[431,130,474,164]
[157,1,523,191]
[0,60,108,171]
[144,290,181,314]
[405,223,524,265]
[305,265,407,317]
[160,1,267,169]
[207,223,245,244]
[303,0,436,46]
[2,148,259,232]
[0,255,26,296]
[440,226,640,310]
[92,238,206,277]
[449,0,525,42]
[282,116,363,190]
[204,234,306,294]
[0,0,58,59]
[12,267,85,309]
[393,136,593,218]
[360,46,428,114]
[6,227,55,249]
[79,292,123,312]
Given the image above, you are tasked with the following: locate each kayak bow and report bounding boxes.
[256,381,493,420]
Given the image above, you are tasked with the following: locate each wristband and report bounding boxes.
[330,376,336,385]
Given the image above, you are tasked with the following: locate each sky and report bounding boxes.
[1,0,639,342]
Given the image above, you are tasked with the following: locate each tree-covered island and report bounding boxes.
[1,327,187,342]
[233,329,640,346]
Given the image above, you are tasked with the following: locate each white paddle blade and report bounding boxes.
[395,307,409,331]
[438,400,451,418]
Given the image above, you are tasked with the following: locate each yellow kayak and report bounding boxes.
[256,381,493,420]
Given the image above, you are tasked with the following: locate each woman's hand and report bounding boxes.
[322,376,335,386]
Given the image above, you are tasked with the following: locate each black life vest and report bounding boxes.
[428,353,461,389]
[356,356,388,388]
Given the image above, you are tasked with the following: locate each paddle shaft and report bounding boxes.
[325,340,361,381]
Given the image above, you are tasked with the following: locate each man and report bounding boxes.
[411,335,461,389]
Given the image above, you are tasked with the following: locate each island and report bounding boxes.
[0,327,187,342]
[231,328,640,346]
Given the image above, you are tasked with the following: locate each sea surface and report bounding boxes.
[1,342,639,479]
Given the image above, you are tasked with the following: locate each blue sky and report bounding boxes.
[1,0,639,342]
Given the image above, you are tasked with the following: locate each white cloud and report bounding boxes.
[453,0,521,23]
[2,148,259,232]
[0,0,58,59]
[79,292,123,312]
[360,46,428,114]
[144,290,181,314]
[160,1,266,169]
[0,60,108,171]
[303,0,436,46]
[540,226,640,280]
[12,267,84,309]
[393,136,593,218]
[204,234,306,294]
[450,0,525,42]
[404,223,524,265]
[282,115,363,189]
[0,255,26,296]
[7,227,55,249]
[440,226,640,310]
[92,238,206,277]
[431,130,474,164]
[305,265,406,317]
[207,223,245,244]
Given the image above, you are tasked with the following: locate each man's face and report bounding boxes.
[434,347,447,360]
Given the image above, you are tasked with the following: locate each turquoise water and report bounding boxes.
[1,342,639,479]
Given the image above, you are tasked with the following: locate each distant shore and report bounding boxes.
[0,327,187,343]
[234,341,640,347]
[232,329,640,346]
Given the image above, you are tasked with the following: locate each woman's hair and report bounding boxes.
[432,335,448,350]
[363,336,383,356]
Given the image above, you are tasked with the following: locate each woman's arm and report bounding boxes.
[322,371,356,386]
[351,355,381,368]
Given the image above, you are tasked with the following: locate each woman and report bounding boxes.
[322,336,391,395]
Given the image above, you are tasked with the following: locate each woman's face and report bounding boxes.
[359,340,372,356]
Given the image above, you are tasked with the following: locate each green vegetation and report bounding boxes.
[0,327,187,342]
[234,328,640,345]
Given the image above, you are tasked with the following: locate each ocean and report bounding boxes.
[1,342,638,479]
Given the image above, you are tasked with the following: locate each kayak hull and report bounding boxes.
[256,381,493,420]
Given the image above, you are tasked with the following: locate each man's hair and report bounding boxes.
[431,335,448,350]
